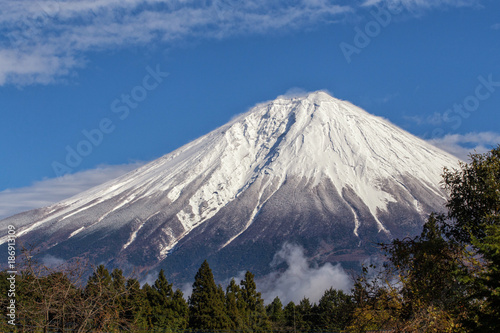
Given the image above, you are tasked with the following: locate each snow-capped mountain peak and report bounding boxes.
[0,91,459,282]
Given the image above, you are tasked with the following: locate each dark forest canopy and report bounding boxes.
[1,146,499,332]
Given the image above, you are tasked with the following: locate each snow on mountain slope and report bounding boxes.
[0,91,460,281]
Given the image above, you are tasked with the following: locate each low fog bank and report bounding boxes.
[258,243,353,304]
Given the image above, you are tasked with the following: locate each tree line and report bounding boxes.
[1,146,499,332]
[1,256,355,332]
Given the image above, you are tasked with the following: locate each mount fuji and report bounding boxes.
[0,91,460,282]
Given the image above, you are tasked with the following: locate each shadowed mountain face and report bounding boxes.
[0,91,459,282]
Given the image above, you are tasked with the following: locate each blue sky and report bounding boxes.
[1,0,499,219]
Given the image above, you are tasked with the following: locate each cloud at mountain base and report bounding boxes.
[259,243,352,304]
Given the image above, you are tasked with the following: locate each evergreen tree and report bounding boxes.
[442,146,500,331]
[111,268,127,325]
[316,288,354,331]
[266,296,285,329]
[283,301,297,331]
[141,283,155,328]
[172,289,189,330]
[475,224,500,331]
[0,270,16,331]
[86,265,112,295]
[147,269,188,330]
[226,278,245,330]
[124,278,150,331]
[296,297,313,331]
[240,271,271,331]
[111,268,126,293]
[189,260,230,330]
[84,265,119,330]
[443,146,500,244]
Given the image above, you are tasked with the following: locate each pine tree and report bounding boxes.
[189,260,230,330]
[226,278,245,330]
[240,270,271,331]
[111,268,127,325]
[316,288,354,331]
[86,265,112,294]
[296,297,313,331]
[141,283,155,328]
[83,265,120,330]
[111,268,126,292]
[147,269,188,330]
[172,289,189,330]
[266,296,285,329]
[124,278,150,331]
[146,269,171,329]
[283,301,297,331]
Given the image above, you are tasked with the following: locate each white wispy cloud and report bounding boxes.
[0,163,143,220]
[0,48,80,85]
[492,23,500,30]
[428,131,500,161]
[403,111,445,126]
[0,0,351,86]
[362,0,481,9]
[1,0,484,86]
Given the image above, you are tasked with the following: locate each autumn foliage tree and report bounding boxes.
[347,146,500,332]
